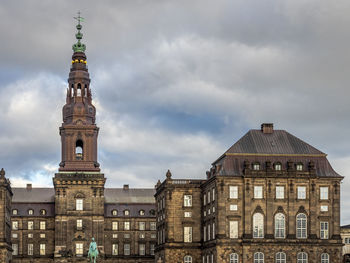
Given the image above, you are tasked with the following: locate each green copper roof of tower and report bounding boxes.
[72,13,86,53]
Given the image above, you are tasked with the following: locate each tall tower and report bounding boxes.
[53,15,105,260]
[59,14,99,172]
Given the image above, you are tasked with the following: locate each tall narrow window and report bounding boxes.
[76,199,83,211]
[124,221,130,230]
[212,188,215,201]
[229,253,239,263]
[321,253,329,263]
[77,219,83,230]
[124,244,130,255]
[274,163,282,171]
[296,213,307,239]
[12,221,18,230]
[139,222,145,231]
[40,244,46,255]
[139,243,145,255]
[276,186,284,199]
[320,222,329,239]
[320,187,329,200]
[276,252,286,263]
[297,252,308,263]
[76,243,83,255]
[12,244,18,255]
[275,213,285,238]
[229,186,238,199]
[254,252,264,263]
[28,221,34,230]
[184,227,192,242]
[253,213,264,238]
[112,244,118,255]
[254,186,263,199]
[28,243,33,255]
[40,221,46,230]
[184,195,192,207]
[75,140,83,160]
[150,244,155,255]
[112,221,118,230]
[212,222,215,239]
[297,186,306,199]
[77,83,82,96]
[229,221,238,238]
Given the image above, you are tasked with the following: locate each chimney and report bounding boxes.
[123,184,129,190]
[26,184,32,190]
[261,123,274,134]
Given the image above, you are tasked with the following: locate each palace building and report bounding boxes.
[0,20,344,263]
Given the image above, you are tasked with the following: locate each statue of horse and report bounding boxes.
[88,237,99,263]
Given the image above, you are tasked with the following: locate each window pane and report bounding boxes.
[254,186,263,199]
[230,186,238,199]
[184,227,192,242]
[297,187,306,199]
[253,213,264,238]
[276,186,284,199]
[275,213,285,238]
[112,244,118,255]
[184,195,192,207]
[320,187,328,200]
[229,221,238,238]
[296,214,307,239]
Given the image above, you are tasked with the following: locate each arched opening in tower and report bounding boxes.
[75,140,83,160]
[77,83,82,97]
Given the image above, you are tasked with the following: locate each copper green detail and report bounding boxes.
[72,12,86,53]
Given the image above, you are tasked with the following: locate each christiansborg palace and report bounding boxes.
[0,21,346,263]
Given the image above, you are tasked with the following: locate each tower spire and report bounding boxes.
[72,11,86,53]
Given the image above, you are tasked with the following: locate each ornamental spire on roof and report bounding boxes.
[72,11,86,53]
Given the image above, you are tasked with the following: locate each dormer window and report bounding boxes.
[112,210,118,216]
[28,209,34,215]
[274,163,282,171]
[296,163,303,171]
[12,209,18,215]
[75,140,83,160]
[40,209,46,215]
[124,210,130,216]
[253,163,260,170]
[139,210,145,216]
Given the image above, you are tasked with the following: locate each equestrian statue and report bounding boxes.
[88,237,99,263]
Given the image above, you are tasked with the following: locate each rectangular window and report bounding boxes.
[207,224,211,240]
[112,233,118,238]
[184,226,192,242]
[229,221,238,238]
[124,244,130,255]
[150,243,155,255]
[112,221,118,230]
[204,226,206,242]
[229,186,238,199]
[203,194,206,205]
[12,233,18,238]
[297,186,306,199]
[150,222,156,230]
[212,222,215,239]
[276,186,284,199]
[28,243,33,255]
[139,222,145,231]
[124,221,130,230]
[77,219,83,230]
[254,186,263,199]
[40,244,46,256]
[207,191,211,204]
[124,233,130,238]
[28,233,33,238]
[76,199,83,211]
[151,233,156,238]
[212,188,215,201]
[320,222,329,239]
[112,244,118,255]
[40,221,46,230]
[139,233,145,239]
[184,195,192,207]
[12,244,18,255]
[321,205,328,212]
[184,211,192,218]
[320,187,329,200]
[28,221,34,230]
[296,164,303,171]
[139,243,145,255]
[12,221,18,230]
[76,243,83,255]
[40,233,45,238]
[230,204,238,211]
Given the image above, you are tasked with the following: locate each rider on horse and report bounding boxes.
[88,237,99,263]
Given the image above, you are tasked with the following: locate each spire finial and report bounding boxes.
[72,11,86,53]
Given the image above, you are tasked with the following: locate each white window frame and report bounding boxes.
[296,213,307,239]
[254,186,263,199]
[212,222,215,239]
[76,199,83,211]
[184,255,193,263]
[253,213,264,238]
[212,188,215,201]
[254,252,264,263]
[40,221,46,230]
[124,243,130,255]
[275,186,284,199]
[297,186,306,200]
[275,213,285,238]
[28,221,34,230]
[150,243,155,255]
[320,187,329,200]
[296,164,303,171]
[184,211,192,218]
[139,222,145,231]
[124,221,130,231]
[139,243,145,256]
[112,221,118,230]
[112,243,118,255]
[76,243,83,255]
[77,219,83,229]
[184,226,192,243]
[229,221,238,239]
[320,221,329,239]
[12,244,18,255]
[184,195,192,207]
[320,205,328,212]
[276,252,286,263]
[297,252,308,263]
[40,244,46,256]
[229,253,239,263]
[229,186,238,199]
[321,253,329,263]
[12,221,18,230]
[253,163,260,170]
[28,243,33,255]
[150,222,156,230]
[274,163,282,171]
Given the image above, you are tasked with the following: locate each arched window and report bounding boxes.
[254,252,264,263]
[139,210,145,216]
[71,84,74,97]
[28,209,34,215]
[253,213,264,238]
[275,213,285,238]
[276,252,286,263]
[274,163,282,171]
[296,213,307,238]
[84,84,88,97]
[184,255,192,263]
[77,83,82,96]
[253,163,260,170]
[229,253,239,263]
[75,140,83,160]
[12,209,18,215]
[124,210,130,216]
[40,209,46,215]
[297,252,308,263]
[321,253,329,263]
[112,210,118,216]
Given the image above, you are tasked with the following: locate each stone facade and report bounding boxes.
[155,124,343,263]
[341,225,350,262]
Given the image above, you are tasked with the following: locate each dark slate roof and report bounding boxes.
[12,203,55,217]
[12,187,155,204]
[341,224,350,229]
[105,188,155,204]
[225,129,325,155]
[12,188,55,203]
[105,203,156,218]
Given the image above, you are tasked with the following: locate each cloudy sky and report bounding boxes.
[1,1,350,222]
